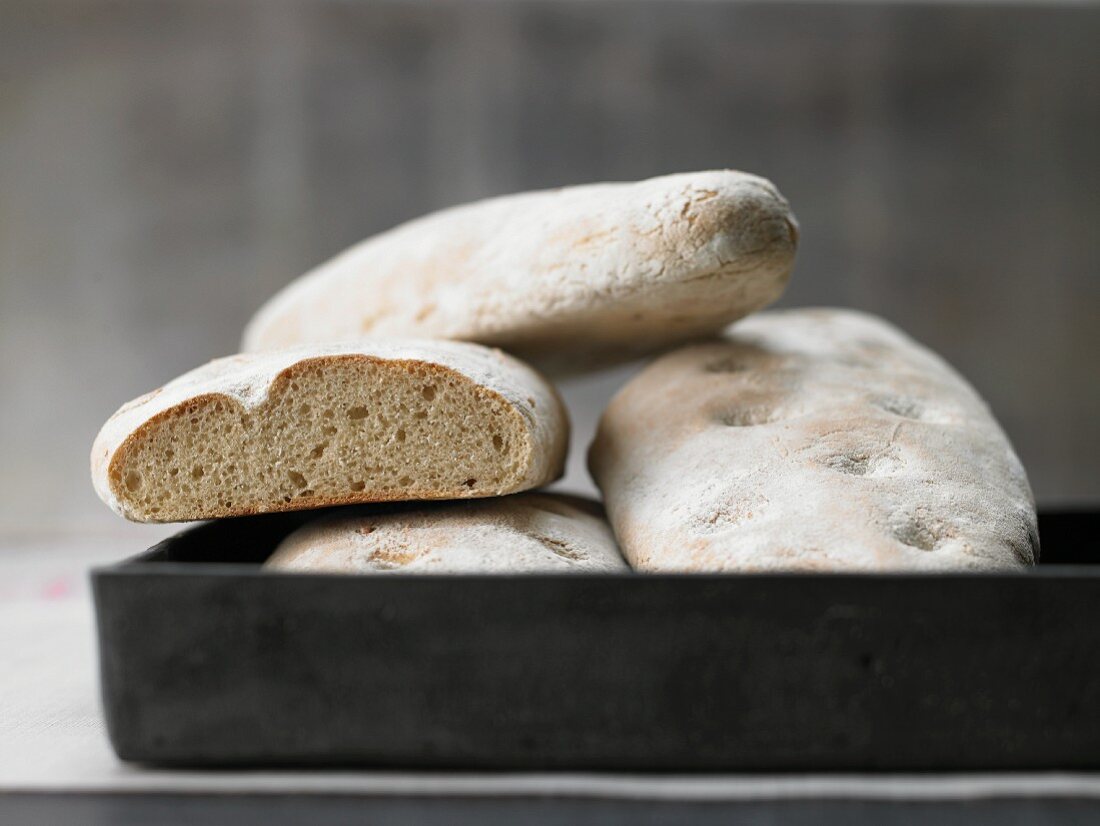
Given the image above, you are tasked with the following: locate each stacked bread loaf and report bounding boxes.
[91,171,1036,572]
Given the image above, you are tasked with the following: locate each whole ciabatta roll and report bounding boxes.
[91,340,567,523]
[265,493,628,574]
[589,308,1038,572]
[242,171,798,372]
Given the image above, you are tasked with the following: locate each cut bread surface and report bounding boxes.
[91,341,567,522]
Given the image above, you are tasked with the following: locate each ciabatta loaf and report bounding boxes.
[92,340,567,522]
[589,308,1037,572]
[265,493,627,574]
[242,171,798,372]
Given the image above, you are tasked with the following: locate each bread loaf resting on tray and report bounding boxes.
[90,170,1037,574]
[589,308,1037,572]
[265,493,627,574]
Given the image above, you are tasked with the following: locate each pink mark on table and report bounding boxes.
[42,576,74,600]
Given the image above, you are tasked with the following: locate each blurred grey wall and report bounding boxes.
[1,1,1098,534]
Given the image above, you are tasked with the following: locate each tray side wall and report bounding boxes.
[92,569,1100,770]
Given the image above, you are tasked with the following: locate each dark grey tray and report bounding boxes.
[91,510,1099,770]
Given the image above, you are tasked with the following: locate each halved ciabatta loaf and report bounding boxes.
[241,171,798,372]
[91,340,568,523]
[265,493,627,574]
[589,308,1037,572]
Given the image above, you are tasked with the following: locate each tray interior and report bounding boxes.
[128,509,1096,568]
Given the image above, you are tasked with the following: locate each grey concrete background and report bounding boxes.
[1,1,1097,536]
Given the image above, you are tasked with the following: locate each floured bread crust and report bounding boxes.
[264,493,628,574]
[589,308,1037,572]
[91,340,567,522]
[242,171,798,372]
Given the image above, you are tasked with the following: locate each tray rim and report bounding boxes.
[90,507,1098,579]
